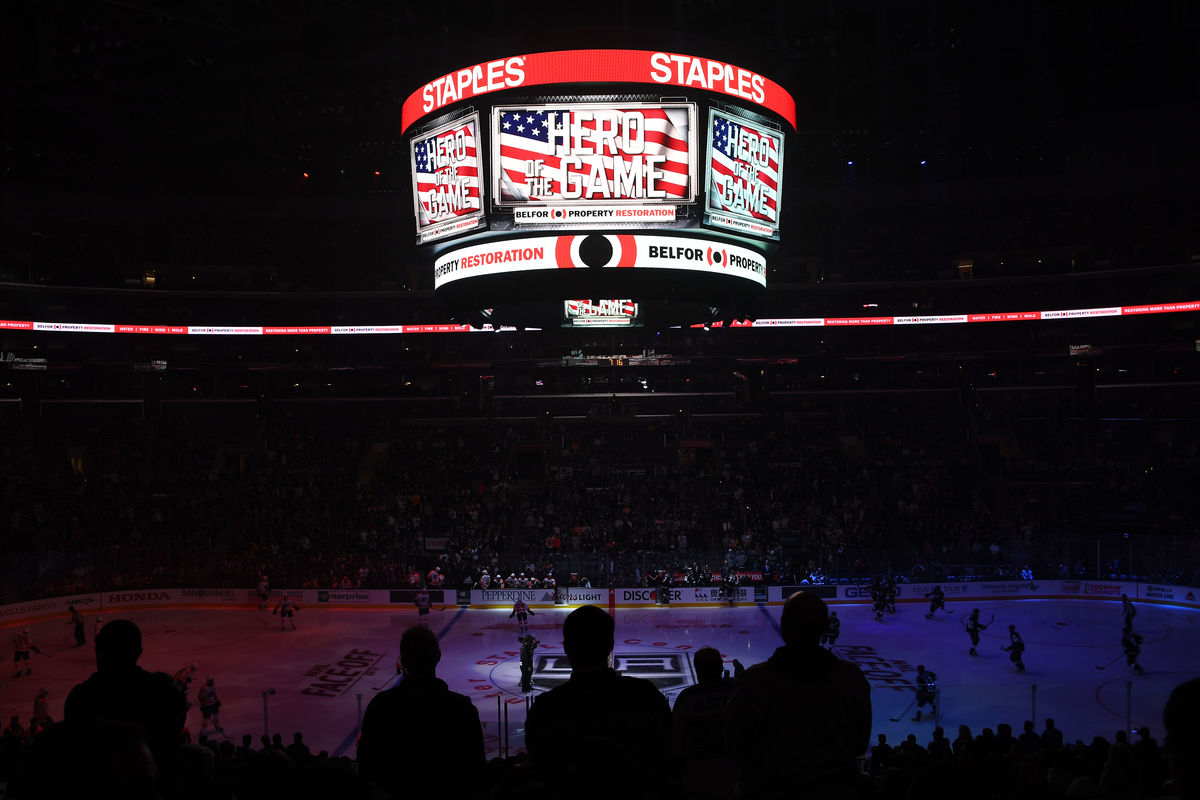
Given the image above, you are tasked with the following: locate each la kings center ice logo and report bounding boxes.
[533,651,693,692]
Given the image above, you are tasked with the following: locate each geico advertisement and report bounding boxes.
[492,103,695,205]
[434,234,766,289]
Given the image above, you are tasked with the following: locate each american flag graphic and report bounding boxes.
[412,119,481,226]
[709,113,781,224]
[496,105,692,203]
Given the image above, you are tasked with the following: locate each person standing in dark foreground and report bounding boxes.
[1164,678,1200,800]
[357,625,484,799]
[525,604,672,800]
[63,619,187,799]
[725,591,872,799]
[673,646,738,800]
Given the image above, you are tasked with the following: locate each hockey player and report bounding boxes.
[66,605,86,647]
[272,597,298,631]
[414,588,432,628]
[723,570,740,607]
[913,665,937,721]
[884,575,898,615]
[174,662,200,693]
[1003,625,1026,672]
[925,586,947,619]
[964,608,989,656]
[821,611,841,649]
[479,570,491,590]
[12,630,41,677]
[519,634,539,693]
[256,575,270,610]
[197,676,224,735]
[1121,594,1136,633]
[1121,630,1145,675]
[510,598,535,635]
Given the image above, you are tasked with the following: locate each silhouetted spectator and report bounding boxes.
[357,625,484,799]
[725,591,871,799]
[11,717,159,800]
[672,646,737,799]
[1018,719,1042,752]
[63,619,187,799]
[1164,678,1200,800]
[870,733,894,775]
[1042,718,1064,754]
[285,731,311,764]
[525,604,672,799]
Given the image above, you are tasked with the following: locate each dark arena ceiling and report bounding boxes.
[0,1,1196,377]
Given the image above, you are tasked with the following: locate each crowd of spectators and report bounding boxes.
[4,604,1199,799]
[3,388,1198,603]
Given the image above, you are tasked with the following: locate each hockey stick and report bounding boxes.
[890,694,918,722]
[1095,653,1125,671]
[941,607,955,614]
[372,672,401,691]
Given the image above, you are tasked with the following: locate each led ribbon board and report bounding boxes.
[493,103,696,210]
[705,108,784,240]
[402,50,797,133]
[410,114,486,244]
[432,233,767,290]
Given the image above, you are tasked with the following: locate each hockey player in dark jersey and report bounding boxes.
[272,597,298,631]
[519,634,538,693]
[66,605,86,646]
[821,611,841,649]
[256,575,270,610]
[1121,594,1136,634]
[198,676,224,735]
[1121,630,1145,675]
[964,608,989,656]
[1002,625,1026,672]
[913,665,937,721]
[925,586,947,619]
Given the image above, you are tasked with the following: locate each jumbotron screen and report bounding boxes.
[402,49,794,325]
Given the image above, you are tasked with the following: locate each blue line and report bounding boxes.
[759,603,782,639]
[332,607,468,757]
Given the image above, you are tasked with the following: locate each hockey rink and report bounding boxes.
[3,597,1197,759]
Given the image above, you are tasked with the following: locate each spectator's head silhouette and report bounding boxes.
[399,625,441,678]
[562,604,615,669]
[1164,677,1200,800]
[693,646,723,682]
[95,619,142,672]
[780,591,828,646]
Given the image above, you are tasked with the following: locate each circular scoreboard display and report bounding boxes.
[403,49,795,327]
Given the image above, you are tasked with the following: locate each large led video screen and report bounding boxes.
[491,103,696,209]
[704,108,784,240]
[410,113,486,244]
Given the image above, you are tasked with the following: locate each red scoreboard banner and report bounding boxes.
[492,103,696,206]
[402,50,797,133]
[705,108,784,240]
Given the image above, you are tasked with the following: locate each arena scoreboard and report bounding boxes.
[403,49,795,328]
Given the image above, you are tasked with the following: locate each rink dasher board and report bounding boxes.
[2,581,1197,625]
